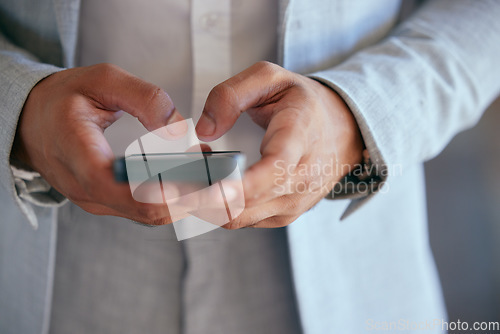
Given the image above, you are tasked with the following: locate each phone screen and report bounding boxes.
[114,151,245,184]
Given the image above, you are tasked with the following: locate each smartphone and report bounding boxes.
[113,151,245,185]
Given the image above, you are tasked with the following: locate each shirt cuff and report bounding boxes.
[11,164,67,205]
[326,149,385,200]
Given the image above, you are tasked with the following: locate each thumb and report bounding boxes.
[195,61,288,141]
[80,63,184,132]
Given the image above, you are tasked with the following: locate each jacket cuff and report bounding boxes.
[309,73,390,220]
[0,50,65,228]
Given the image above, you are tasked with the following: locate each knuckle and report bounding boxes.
[224,209,265,229]
[253,61,288,85]
[128,217,170,227]
[88,63,120,84]
[136,205,169,224]
[254,60,278,73]
[273,216,288,227]
[148,217,173,226]
[208,82,236,107]
[136,205,159,220]
[270,215,295,228]
[144,84,167,105]
[283,196,303,216]
[141,84,174,126]
[93,62,120,76]
[281,216,297,227]
[81,63,123,93]
[223,218,243,230]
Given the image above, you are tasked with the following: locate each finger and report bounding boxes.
[196,61,292,140]
[58,121,173,219]
[242,111,306,205]
[232,192,319,229]
[82,177,174,224]
[80,63,184,132]
[49,146,173,225]
[223,193,304,229]
[249,193,320,228]
[223,199,278,229]
[249,215,300,229]
[76,201,174,226]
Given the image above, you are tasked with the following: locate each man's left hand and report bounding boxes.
[196,61,364,228]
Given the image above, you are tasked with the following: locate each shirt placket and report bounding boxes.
[191,0,231,123]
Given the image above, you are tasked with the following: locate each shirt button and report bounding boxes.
[199,13,220,31]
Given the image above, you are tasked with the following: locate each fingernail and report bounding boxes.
[166,119,188,137]
[196,113,216,137]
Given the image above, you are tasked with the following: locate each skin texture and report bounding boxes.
[13,61,363,228]
[196,61,363,229]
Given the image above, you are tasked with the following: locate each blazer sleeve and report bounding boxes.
[309,0,500,218]
[0,31,67,229]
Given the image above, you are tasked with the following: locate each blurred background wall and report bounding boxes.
[426,96,500,323]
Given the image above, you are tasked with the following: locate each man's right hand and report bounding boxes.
[12,63,183,225]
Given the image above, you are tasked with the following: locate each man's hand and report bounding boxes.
[196,61,364,228]
[12,63,184,225]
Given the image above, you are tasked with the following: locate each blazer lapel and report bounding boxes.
[277,0,291,66]
[52,0,81,67]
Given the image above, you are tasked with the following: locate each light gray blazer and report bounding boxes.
[1,0,500,333]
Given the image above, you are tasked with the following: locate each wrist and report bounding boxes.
[10,76,48,171]
[314,77,365,173]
